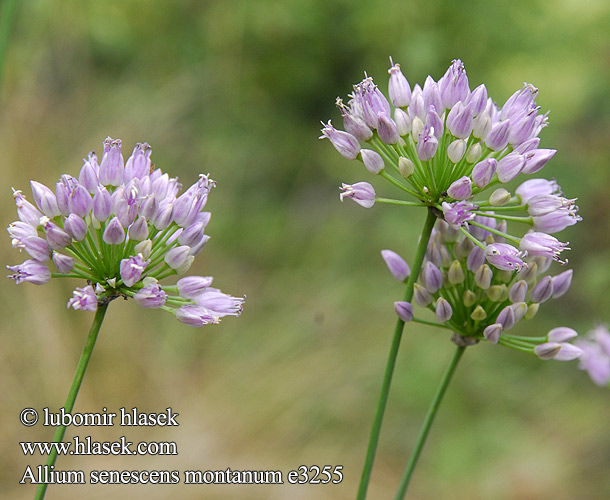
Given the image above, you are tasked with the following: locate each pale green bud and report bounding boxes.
[475,264,493,289]
[411,116,424,140]
[448,260,465,285]
[134,239,153,259]
[490,188,512,206]
[524,302,539,319]
[398,157,415,178]
[471,305,487,321]
[447,139,467,163]
[465,142,482,163]
[463,289,477,307]
[487,284,507,302]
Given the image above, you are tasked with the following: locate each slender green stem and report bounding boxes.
[380,170,422,198]
[459,226,485,249]
[394,344,466,500]
[472,211,533,224]
[375,197,427,207]
[34,303,109,500]
[356,208,438,500]
[411,317,453,330]
[468,220,520,244]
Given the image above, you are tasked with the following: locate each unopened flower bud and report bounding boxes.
[394,301,414,322]
[93,186,113,222]
[30,181,60,218]
[377,113,400,144]
[102,217,125,245]
[466,246,485,272]
[134,239,153,259]
[463,290,477,307]
[398,157,415,178]
[548,327,578,343]
[388,61,411,107]
[394,108,411,136]
[509,280,528,303]
[128,216,149,241]
[489,188,511,206]
[553,343,584,361]
[465,142,482,163]
[524,302,539,319]
[422,261,443,293]
[52,252,75,274]
[475,264,493,289]
[447,139,467,163]
[414,283,433,307]
[411,116,424,139]
[496,153,525,183]
[496,305,515,330]
[485,120,511,151]
[486,284,507,302]
[447,176,472,201]
[64,214,87,241]
[530,275,554,303]
[471,305,487,321]
[381,249,410,282]
[165,245,191,269]
[471,158,497,189]
[448,260,465,285]
[511,302,528,323]
[177,276,214,299]
[521,149,556,175]
[99,137,124,186]
[534,342,562,360]
[41,217,72,250]
[551,269,573,299]
[484,323,502,344]
[176,255,195,274]
[360,149,385,174]
[473,110,492,139]
[435,297,453,323]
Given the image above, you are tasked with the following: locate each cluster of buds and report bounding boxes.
[385,219,582,360]
[322,59,581,258]
[7,137,244,326]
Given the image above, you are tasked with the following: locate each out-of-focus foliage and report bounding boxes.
[1,1,609,499]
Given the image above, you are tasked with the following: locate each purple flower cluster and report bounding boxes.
[322,59,581,274]
[384,219,581,360]
[322,59,555,201]
[7,137,244,326]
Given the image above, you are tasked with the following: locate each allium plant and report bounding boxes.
[321,59,583,499]
[7,137,244,500]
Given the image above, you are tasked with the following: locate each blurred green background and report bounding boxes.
[1,0,609,499]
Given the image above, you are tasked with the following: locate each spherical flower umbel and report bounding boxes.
[6,137,244,326]
[320,58,581,258]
